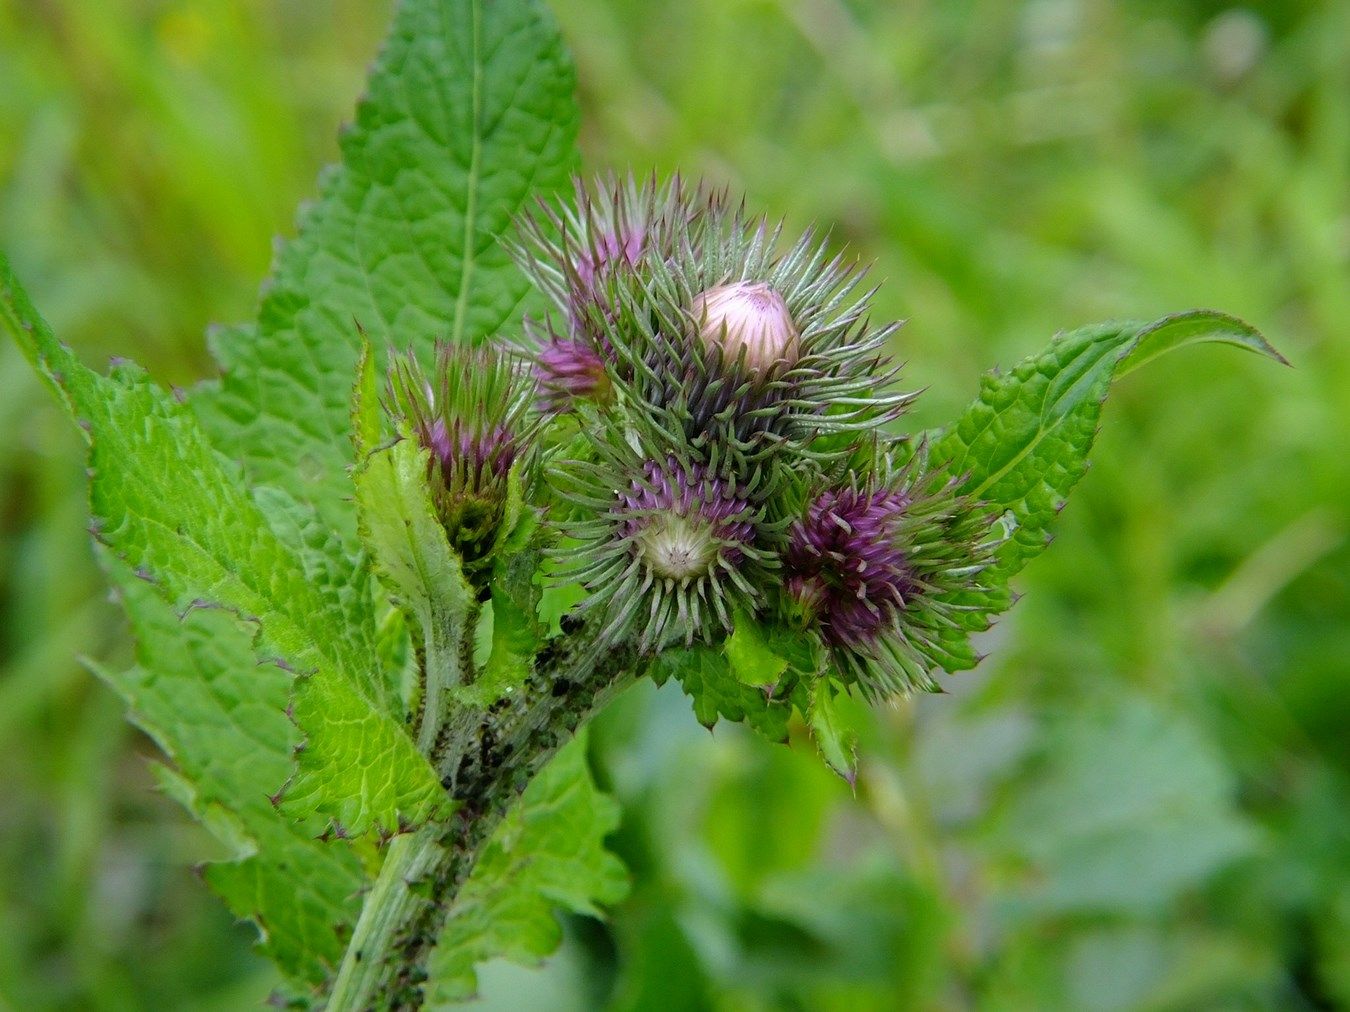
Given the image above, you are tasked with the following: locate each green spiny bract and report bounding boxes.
[507,172,694,331]
[386,343,537,581]
[471,174,1001,699]
[547,422,778,653]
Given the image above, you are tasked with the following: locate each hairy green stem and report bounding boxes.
[325,622,636,1010]
[326,829,445,1009]
[415,597,478,755]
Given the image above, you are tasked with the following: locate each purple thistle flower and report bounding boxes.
[386,343,534,576]
[618,458,754,579]
[575,227,645,294]
[564,225,647,344]
[418,417,517,490]
[509,174,686,326]
[533,335,611,414]
[785,486,916,647]
[548,437,774,652]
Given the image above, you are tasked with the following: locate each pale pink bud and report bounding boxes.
[692,281,799,373]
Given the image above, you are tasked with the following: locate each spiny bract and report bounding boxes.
[386,343,537,580]
[403,174,1004,700]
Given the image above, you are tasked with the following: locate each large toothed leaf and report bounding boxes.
[89,566,366,988]
[425,730,628,1004]
[931,311,1284,602]
[195,0,579,546]
[1,256,446,839]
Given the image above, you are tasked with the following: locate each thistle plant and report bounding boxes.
[0,0,1285,1008]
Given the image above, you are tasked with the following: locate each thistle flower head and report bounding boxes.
[508,173,693,328]
[693,281,800,375]
[618,458,755,579]
[544,179,916,466]
[532,328,612,414]
[781,445,1005,698]
[549,438,774,651]
[387,342,535,574]
[785,485,914,646]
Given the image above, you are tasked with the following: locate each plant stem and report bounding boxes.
[325,828,445,1009]
[324,622,636,1010]
[416,597,478,755]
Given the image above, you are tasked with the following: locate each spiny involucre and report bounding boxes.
[386,343,537,581]
[472,173,1002,699]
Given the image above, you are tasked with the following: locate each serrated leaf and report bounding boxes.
[725,609,790,688]
[933,311,1284,591]
[194,0,579,547]
[2,256,447,839]
[425,730,628,1004]
[254,484,399,715]
[650,646,793,742]
[808,678,861,787]
[89,560,366,988]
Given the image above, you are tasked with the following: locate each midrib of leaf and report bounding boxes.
[958,326,1124,499]
[451,0,483,346]
[933,310,1285,594]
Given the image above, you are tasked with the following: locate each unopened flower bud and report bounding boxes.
[692,281,799,374]
[386,344,533,577]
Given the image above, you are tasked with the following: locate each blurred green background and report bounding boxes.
[2,0,1347,1008]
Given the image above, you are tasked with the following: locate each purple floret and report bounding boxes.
[617,458,754,564]
[575,227,645,292]
[534,336,610,413]
[785,487,915,646]
[417,417,516,489]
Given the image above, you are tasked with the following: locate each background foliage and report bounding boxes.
[1,0,1346,1007]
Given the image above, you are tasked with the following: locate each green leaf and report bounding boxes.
[88,559,366,988]
[355,427,475,753]
[808,678,861,787]
[254,484,400,716]
[650,646,793,742]
[725,609,790,688]
[1118,309,1286,377]
[425,730,628,1003]
[194,0,580,546]
[474,506,547,705]
[2,255,447,839]
[933,311,1284,591]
